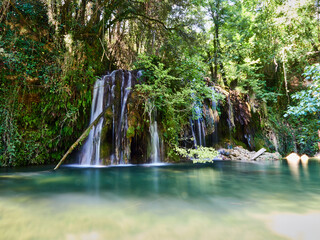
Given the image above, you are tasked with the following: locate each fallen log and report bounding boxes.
[54,106,110,170]
[251,148,266,161]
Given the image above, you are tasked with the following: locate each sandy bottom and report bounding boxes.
[2,193,319,240]
[265,212,320,240]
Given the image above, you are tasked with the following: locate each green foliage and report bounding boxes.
[0,107,20,166]
[0,1,98,166]
[126,126,135,139]
[285,64,320,116]
[266,112,296,155]
[1,0,320,165]
[0,95,51,166]
[175,146,218,163]
[15,0,49,24]
[284,64,320,155]
[134,54,217,147]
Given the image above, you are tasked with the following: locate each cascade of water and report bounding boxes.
[113,71,132,164]
[148,101,161,163]
[137,70,143,81]
[227,95,235,129]
[150,120,160,163]
[210,87,219,144]
[80,70,135,166]
[190,96,206,147]
[190,119,197,147]
[79,70,166,165]
[80,77,106,165]
[99,71,117,164]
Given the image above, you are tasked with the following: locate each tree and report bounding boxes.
[285,64,320,155]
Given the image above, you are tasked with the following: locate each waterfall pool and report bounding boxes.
[1,160,320,240]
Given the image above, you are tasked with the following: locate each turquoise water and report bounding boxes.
[0,160,320,239]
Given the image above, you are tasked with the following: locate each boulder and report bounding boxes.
[219,146,282,162]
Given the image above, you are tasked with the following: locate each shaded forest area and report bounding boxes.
[1,0,320,166]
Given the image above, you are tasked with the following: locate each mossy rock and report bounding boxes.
[254,134,270,152]
[231,136,247,149]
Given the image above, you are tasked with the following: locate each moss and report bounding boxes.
[100,108,113,160]
[254,133,270,152]
[167,149,181,162]
[231,136,247,149]
[100,139,112,163]
[126,126,135,139]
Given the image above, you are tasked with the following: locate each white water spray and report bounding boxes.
[80,77,105,165]
[148,101,161,163]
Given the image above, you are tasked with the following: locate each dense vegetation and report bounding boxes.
[0,0,319,166]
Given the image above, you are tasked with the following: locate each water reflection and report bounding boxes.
[1,161,320,200]
[84,168,101,196]
[1,161,320,240]
[301,155,309,178]
[152,167,159,194]
[287,160,300,179]
[286,153,300,180]
[301,154,308,163]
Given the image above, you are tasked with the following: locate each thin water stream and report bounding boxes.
[1,160,320,239]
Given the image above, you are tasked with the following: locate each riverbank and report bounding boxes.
[218,146,282,162]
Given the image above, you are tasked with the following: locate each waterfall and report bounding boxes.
[210,87,219,145]
[190,118,197,147]
[148,101,162,163]
[108,71,132,165]
[80,77,106,165]
[150,120,160,163]
[79,70,134,165]
[116,71,132,164]
[190,92,206,148]
[227,94,235,129]
[77,70,166,166]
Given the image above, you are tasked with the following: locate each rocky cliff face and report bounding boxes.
[99,70,150,164]
[81,71,279,165]
[181,86,256,152]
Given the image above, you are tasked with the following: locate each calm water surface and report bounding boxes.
[0,160,320,240]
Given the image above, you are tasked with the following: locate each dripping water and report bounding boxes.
[190,95,206,148]
[114,71,132,164]
[80,77,105,165]
[80,70,133,166]
[148,100,161,163]
[210,87,219,145]
[150,120,160,163]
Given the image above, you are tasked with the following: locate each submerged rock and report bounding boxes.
[219,146,282,162]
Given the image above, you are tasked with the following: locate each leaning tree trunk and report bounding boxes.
[54,106,110,170]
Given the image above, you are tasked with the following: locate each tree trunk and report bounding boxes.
[282,48,290,104]
[54,106,110,170]
[207,51,215,82]
[213,33,218,82]
[0,0,11,23]
[78,0,87,26]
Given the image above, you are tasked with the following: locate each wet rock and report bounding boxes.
[219,146,282,162]
[256,152,282,162]
[218,149,230,156]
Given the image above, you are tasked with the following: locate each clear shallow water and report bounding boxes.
[0,160,320,240]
